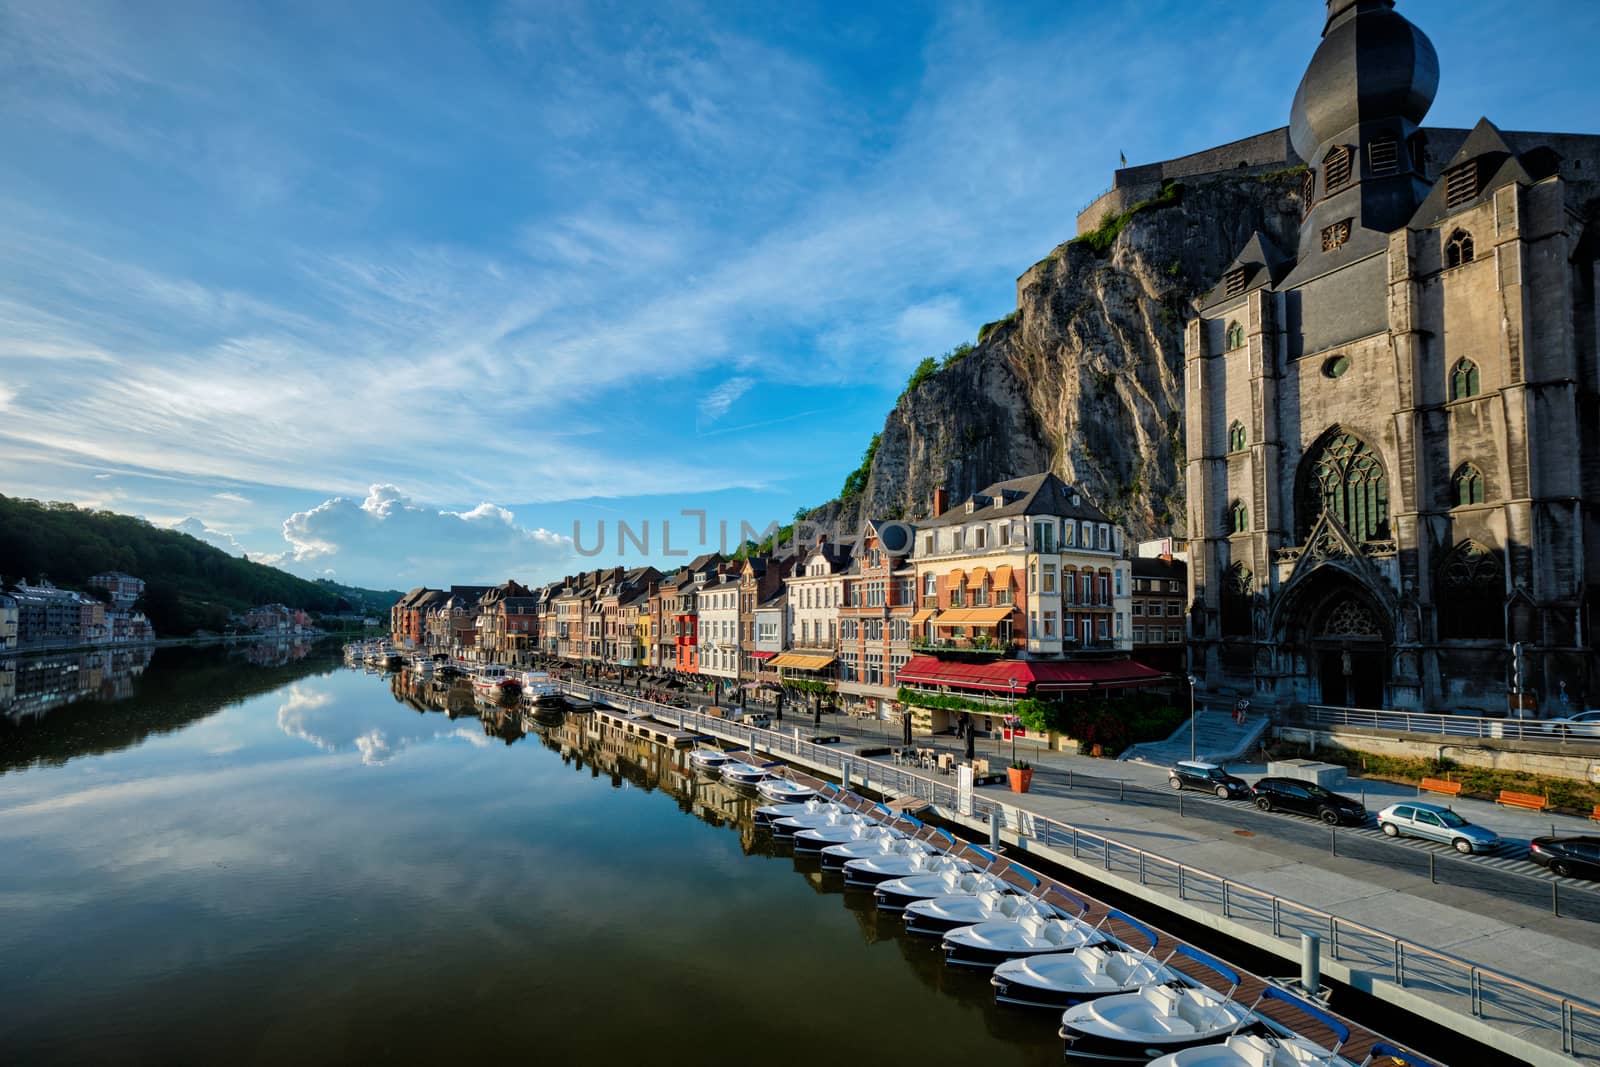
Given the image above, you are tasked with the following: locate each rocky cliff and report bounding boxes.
[816,170,1305,538]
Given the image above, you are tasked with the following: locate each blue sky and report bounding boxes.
[2,0,1596,590]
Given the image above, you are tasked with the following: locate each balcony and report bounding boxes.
[910,638,1008,658]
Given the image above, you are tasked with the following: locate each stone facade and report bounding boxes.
[1187,0,1600,714]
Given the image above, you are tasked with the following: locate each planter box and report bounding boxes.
[1008,766,1034,793]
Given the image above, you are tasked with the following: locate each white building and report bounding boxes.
[696,573,741,687]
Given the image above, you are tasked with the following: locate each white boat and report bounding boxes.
[690,748,736,773]
[1146,986,1368,1067]
[991,910,1172,1008]
[753,794,845,827]
[409,655,435,675]
[756,777,818,804]
[941,884,1098,968]
[720,760,779,788]
[520,670,562,706]
[472,665,521,699]
[772,806,873,839]
[870,858,1004,906]
[851,844,972,889]
[792,817,904,854]
[902,883,1043,938]
[1058,946,1257,1063]
[820,833,934,871]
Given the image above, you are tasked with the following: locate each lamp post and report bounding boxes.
[1187,674,1198,761]
[1008,678,1019,765]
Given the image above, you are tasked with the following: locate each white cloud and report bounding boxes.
[170,516,250,557]
[697,376,753,427]
[278,484,574,586]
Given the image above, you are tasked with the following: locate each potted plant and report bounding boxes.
[1007,759,1034,793]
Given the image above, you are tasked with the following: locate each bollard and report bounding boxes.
[990,807,1002,851]
[1553,879,1560,917]
[1330,827,1337,856]
[1178,792,1184,818]
[1301,932,1322,996]
[1119,779,1125,802]
[842,757,851,792]
[1428,851,1436,884]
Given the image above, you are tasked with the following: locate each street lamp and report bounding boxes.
[1007,677,1019,764]
[1187,674,1198,761]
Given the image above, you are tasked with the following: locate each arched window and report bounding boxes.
[1445,229,1474,268]
[1228,421,1247,452]
[1438,541,1504,640]
[1299,429,1389,542]
[1221,563,1252,636]
[1449,358,1480,400]
[1452,463,1485,507]
[1229,499,1249,534]
[1226,321,1245,350]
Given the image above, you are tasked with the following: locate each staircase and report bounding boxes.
[1121,707,1271,767]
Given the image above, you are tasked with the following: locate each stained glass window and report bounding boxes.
[1226,321,1245,350]
[1450,358,1479,400]
[1228,421,1247,452]
[1452,464,1485,507]
[1300,430,1388,541]
[1439,541,1504,639]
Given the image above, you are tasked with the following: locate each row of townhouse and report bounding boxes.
[388,472,1174,734]
[0,576,156,654]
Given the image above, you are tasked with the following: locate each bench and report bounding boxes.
[1496,790,1548,812]
[1419,777,1462,797]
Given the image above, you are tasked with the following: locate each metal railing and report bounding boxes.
[560,679,1600,1061]
[1296,704,1600,744]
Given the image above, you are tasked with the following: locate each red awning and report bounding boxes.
[895,656,1167,694]
[749,650,777,660]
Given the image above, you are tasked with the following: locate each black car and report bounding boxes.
[1529,835,1600,879]
[1167,760,1250,798]
[1250,777,1367,825]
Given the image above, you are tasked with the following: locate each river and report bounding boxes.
[0,644,1067,1065]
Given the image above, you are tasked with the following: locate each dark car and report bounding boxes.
[1167,760,1250,798]
[1529,835,1600,879]
[1250,777,1367,825]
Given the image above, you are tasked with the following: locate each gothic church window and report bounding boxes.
[1221,563,1252,636]
[1299,430,1389,542]
[1228,499,1249,534]
[1444,229,1474,268]
[1452,464,1485,507]
[1450,358,1480,399]
[1228,421,1247,452]
[1438,541,1504,640]
[1226,321,1245,350]
[1323,145,1353,192]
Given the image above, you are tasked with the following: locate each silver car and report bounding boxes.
[1376,802,1500,854]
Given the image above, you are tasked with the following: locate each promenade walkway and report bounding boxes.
[573,680,1600,1064]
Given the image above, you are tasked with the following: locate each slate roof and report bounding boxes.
[917,472,1111,528]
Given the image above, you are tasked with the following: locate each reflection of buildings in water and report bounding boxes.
[382,669,479,720]
[1,646,155,721]
[239,639,316,668]
[477,704,525,745]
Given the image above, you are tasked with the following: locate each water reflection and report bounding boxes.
[0,641,339,774]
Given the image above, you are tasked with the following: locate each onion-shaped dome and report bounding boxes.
[1289,0,1438,163]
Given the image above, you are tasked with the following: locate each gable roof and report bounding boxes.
[1202,230,1294,308]
[919,472,1111,528]
[1410,117,1532,229]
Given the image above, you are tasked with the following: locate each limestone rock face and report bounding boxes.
[826,172,1304,536]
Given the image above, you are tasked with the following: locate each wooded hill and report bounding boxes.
[0,495,401,635]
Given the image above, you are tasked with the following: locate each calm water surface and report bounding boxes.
[0,645,1062,1065]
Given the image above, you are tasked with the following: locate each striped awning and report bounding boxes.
[992,565,1013,590]
[968,566,988,585]
[935,606,1015,626]
[945,569,965,588]
[909,609,936,623]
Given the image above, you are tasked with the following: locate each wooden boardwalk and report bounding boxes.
[774,765,1421,1067]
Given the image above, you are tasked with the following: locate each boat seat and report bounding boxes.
[1174,992,1214,1030]
[1077,945,1109,973]
[1102,955,1134,983]
[1231,1035,1277,1067]
[1143,984,1183,1016]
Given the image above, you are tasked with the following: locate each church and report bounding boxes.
[1186,0,1600,713]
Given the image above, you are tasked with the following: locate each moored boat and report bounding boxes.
[820,833,933,872]
[689,748,736,774]
[1145,986,1370,1067]
[872,857,1006,908]
[941,883,1097,968]
[772,806,872,839]
[720,760,779,788]
[1058,945,1258,1063]
[471,665,521,700]
[991,910,1171,1009]
[792,816,904,854]
[756,777,818,804]
[753,793,845,827]
[520,670,562,706]
[902,882,1044,938]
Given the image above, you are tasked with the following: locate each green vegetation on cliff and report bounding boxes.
[0,495,400,635]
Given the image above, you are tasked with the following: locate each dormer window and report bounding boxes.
[1226,321,1245,350]
[1223,269,1247,298]
[1301,169,1316,215]
[1444,160,1479,209]
[1444,229,1474,269]
[1368,137,1399,176]
[1323,145,1353,193]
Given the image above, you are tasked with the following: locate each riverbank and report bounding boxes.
[0,631,348,661]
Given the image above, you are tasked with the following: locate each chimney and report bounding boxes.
[933,487,950,516]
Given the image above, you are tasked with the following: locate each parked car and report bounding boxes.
[1540,709,1600,738]
[1528,835,1600,879]
[1168,760,1250,798]
[1376,802,1500,854]
[1250,777,1367,825]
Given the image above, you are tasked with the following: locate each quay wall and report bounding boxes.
[1277,726,1600,784]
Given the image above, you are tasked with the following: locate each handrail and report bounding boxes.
[562,679,1600,1059]
[1297,704,1599,743]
